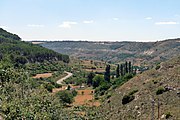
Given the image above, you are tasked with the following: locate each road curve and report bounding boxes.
[56,71,73,84]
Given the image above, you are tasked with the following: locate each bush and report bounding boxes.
[122,94,135,104]
[129,89,138,95]
[45,83,54,92]
[122,89,138,104]
[155,64,161,70]
[156,87,165,95]
[71,90,78,96]
[56,90,74,104]
[165,112,172,119]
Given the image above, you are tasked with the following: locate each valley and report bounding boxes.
[0,28,179,119]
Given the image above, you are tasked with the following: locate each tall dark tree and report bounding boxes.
[125,61,128,74]
[87,72,95,85]
[104,64,110,82]
[128,61,132,73]
[120,64,123,76]
[116,64,120,78]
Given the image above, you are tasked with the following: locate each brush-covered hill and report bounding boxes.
[0,28,69,66]
[41,39,180,64]
[95,56,180,120]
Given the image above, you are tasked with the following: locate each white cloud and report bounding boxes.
[83,20,94,24]
[59,21,77,28]
[27,24,44,27]
[145,17,152,20]
[155,21,179,25]
[0,26,9,29]
[113,18,119,21]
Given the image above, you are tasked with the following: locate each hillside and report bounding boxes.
[41,39,180,65]
[0,28,69,65]
[93,56,180,120]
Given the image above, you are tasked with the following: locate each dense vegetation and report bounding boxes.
[0,28,82,119]
[0,28,69,66]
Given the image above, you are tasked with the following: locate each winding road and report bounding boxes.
[56,71,73,84]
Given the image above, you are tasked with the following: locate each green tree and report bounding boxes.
[104,65,110,82]
[56,90,74,104]
[128,61,132,73]
[116,64,120,78]
[120,64,124,76]
[92,75,104,88]
[125,61,128,74]
[87,72,95,85]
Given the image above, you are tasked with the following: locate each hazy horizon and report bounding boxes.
[1,0,180,42]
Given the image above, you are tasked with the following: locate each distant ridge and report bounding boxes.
[41,38,180,65]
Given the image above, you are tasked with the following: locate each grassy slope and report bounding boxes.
[96,57,180,120]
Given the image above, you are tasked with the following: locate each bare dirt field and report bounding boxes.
[74,89,100,106]
[32,73,52,79]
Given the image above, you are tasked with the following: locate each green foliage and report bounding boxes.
[165,112,173,119]
[122,89,138,104]
[104,64,110,82]
[95,82,111,96]
[92,75,104,88]
[0,28,70,68]
[116,64,120,78]
[87,72,95,85]
[128,89,138,95]
[44,83,55,92]
[56,90,74,104]
[155,64,161,70]
[122,94,135,105]
[156,87,165,95]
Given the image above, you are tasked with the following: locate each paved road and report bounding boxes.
[56,71,73,84]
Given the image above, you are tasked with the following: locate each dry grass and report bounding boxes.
[96,57,180,120]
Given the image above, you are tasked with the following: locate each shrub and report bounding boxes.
[165,112,172,119]
[45,83,54,92]
[56,90,74,104]
[54,83,62,88]
[71,90,78,96]
[122,94,135,104]
[122,89,138,104]
[156,87,165,95]
[155,64,161,70]
[129,89,138,95]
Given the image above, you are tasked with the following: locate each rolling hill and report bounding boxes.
[41,39,180,65]
[0,28,69,66]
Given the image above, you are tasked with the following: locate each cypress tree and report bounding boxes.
[116,64,120,78]
[120,64,123,76]
[125,61,128,74]
[128,61,131,73]
[104,64,110,82]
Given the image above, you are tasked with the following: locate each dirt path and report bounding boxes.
[56,71,73,84]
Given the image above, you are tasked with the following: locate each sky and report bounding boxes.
[0,0,180,42]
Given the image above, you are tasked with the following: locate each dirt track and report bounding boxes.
[56,71,73,84]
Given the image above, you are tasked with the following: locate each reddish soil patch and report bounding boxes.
[74,89,100,106]
[32,73,52,79]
